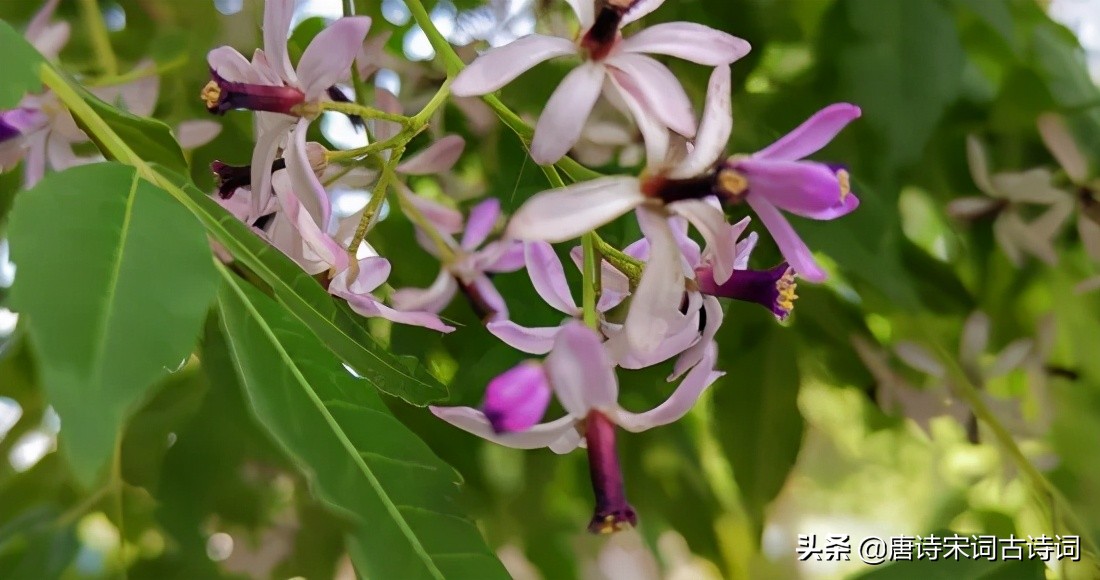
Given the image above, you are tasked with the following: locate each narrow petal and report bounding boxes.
[298,16,372,99]
[340,291,455,332]
[623,209,687,354]
[621,23,750,66]
[737,158,859,220]
[461,198,501,250]
[986,339,1032,379]
[669,198,738,283]
[570,247,632,310]
[175,120,222,149]
[287,119,331,226]
[894,341,945,377]
[429,407,580,451]
[1079,214,1100,263]
[670,295,723,380]
[673,66,732,178]
[29,22,69,61]
[506,177,644,242]
[250,115,294,217]
[119,60,160,117]
[614,342,723,432]
[397,135,465,175]
[960,311,990,369]
[25,0,61,43]
[755,103,861,161]
[482,361,552,433]
[263,0,298,83]
[564,0,595,28]
[990,169,1073,205]
[390,269,459,314]
[207,46,263,84]
[544,321,618,417]
[531,62,606,164]
[487,321,562,355]
[397,183,464,235]
[606,53,695,138]
[947,197,1001,220]
[468,274,510,321]
[745,195,826,282]
[273,170,349,272]
[620,0,668,26]
[525,241,580,314]
[481,240,526,272]
[452,34,578,96]
[966,135,996,196]
[606,69,669,170]
[1037,113,1089,183]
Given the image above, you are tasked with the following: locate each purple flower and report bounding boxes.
[718,103,862,282]
[391,198,524,321]
[329,254,455,333]
[204,0,370,222]
[481,361,552,433]
[431,322,722,532]
[451,1,749,164]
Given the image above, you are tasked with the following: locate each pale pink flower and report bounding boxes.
[390,198,524,321]
[431,321,722,532]
[204,0,370,227]
[451,0,750,164]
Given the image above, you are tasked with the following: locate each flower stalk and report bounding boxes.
[77,0,118,76]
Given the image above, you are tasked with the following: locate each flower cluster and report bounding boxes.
[196,0,861,533]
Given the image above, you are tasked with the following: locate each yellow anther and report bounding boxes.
[201,81,221,109]
[776,269,798,312]
[837,169,851,202]
[717,168,749,196]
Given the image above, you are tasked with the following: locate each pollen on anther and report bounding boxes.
[776,269,798,313]
[717,168,748,196]
[837,169,851,202]
[201,81,221,109]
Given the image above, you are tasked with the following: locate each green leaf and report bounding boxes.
[7,163,218,486]
[0,20,44,108]
[714,322,804,534]
[832,0,966,167]
[67,78,189,176]
[216,269,509,580]
[152,165,448,405]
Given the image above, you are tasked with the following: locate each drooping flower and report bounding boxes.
[949,135,1074,267]
[430,321,723,532]
[451,0,750,163]
[328,252,455,333]
[505,66,743,355]
[391,197,524,321]
[203,0,370,222]
[715,103,862,282]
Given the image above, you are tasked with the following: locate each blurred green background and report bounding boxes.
[2,0,1100,578]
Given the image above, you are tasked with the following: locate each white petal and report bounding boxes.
[1037,113,1089,183]
[606,53,695,138]
[966,135,996,196]
[544,321,618,418]
[673,66,731,178]
[175,120,222,149]
[1079,214,1100,263]
[669,199,737,283]
[532,62,606,165]
[486,321,563,355]
[564,0,595,28]
[505,177,644,242]
[429,407,580,451]
[390,270,458,313]
[297,16,372,99]
[894,341,945,377]
[606,69,669,170]
[621,23,750,66]
[397,135,465,175]
[986,339,1033,379]
[614,342,722,432]
[525,242,580,314]
[946,197,1001,220]
[452,34,577,96]
[263,0,297,83]
[620,0,667,26]
[623,209,686,355]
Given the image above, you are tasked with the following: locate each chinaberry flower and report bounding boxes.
[451,0,750,164]
[1037,113,1100,284]
[391,198,524,321]
[715,103,861,282]
[329,253,455,333]
[203,0,370,218]
[505,67,742,355]
[949,135,1074,267]
[431,322,723,532]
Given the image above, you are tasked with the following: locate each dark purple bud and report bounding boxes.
[585,411,637,534]
[202,69,306,116]
[695,263,796,321]
[211,158,286,199]
[481,361,551,433]
[326,86,365,130]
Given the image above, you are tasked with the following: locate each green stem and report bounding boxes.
[85,54,187,88]
[321,101,410,124]
[581,233,600,329]
[348,147,404,253]
[77,0,119,77]
[594,233,643,287]
[925,334,1100,560]
[326,133,408,163]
